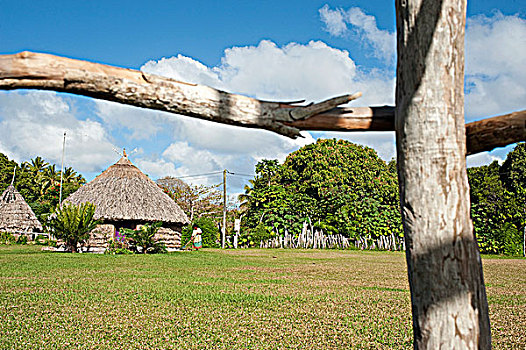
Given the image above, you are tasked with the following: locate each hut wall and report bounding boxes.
[83,224,114,253]
[83,222,183,252]
[155,225,182,250]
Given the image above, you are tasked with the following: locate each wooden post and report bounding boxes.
[395,0,491,348]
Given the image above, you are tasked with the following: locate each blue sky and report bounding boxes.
[1,1,525,196]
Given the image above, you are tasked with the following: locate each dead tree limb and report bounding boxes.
[0,52,524,153]
[0,51,359,138]
[466,110,526,155]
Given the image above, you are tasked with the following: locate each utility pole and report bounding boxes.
[10,166,16,186]
[222,169,227,249]
[59,131,66,207]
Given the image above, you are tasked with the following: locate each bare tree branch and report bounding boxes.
[0,52,524,153]
[0,51,359,138]
[466,110,526,155]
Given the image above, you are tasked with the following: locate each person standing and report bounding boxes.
[191,225,202,250]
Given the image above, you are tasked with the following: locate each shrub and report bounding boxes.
[240,223,273,247]
[45,202,99,253]
[34,234,48,245]
[105,230,132,255]
[16,235,28,245]
[181,217,220,248]
[122,222,167,254]
[0,232,15,245]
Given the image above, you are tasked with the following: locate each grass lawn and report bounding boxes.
[0,246,524,349]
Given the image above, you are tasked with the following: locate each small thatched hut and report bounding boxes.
[0,184,43,237]
[65,153,189,252]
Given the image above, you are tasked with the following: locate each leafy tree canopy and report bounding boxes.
[468,142,525,255]
[241,139,402,238]
[0,153,86,221]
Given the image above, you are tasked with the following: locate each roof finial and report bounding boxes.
[10,166,16,186]
[123,148,127,157]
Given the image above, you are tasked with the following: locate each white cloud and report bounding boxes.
[133,157,179,179]
[465,13,526,120]
[319,4,347,37]
[94,100,173,141]
[466,151,504,168]
[139,39,394,188]
[319,5,396,63]
[142,54,224,90]
[0,91,117,173]
[144,40,369,102]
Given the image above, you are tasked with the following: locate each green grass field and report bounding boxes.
[0,246,524,349]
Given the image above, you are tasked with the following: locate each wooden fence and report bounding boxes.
[259,223,405,251]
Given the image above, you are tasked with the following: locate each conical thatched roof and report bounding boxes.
[65,155,189,224]
[0,185,43,233]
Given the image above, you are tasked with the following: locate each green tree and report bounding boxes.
[0,153,18,193]
[46,202,99,253]
[468,143,526,255]
[241,139,402,239]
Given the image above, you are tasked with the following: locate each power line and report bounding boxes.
[175,171,223,179]
[228,171,255,177]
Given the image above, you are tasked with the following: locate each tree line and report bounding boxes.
[237,139,525,255]
[2,141,524,255]
[0,154,85,221]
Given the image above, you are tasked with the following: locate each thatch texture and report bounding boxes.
[65,156,189,225]
[0,185,43,233]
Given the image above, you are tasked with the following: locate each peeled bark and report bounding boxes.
[395,0,491,348]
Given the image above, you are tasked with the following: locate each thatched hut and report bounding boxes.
[0,184,43,237]
[65,153,189,252]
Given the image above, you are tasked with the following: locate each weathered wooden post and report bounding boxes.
[395,0,491,348]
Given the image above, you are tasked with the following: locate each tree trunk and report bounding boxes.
[395,0,491,348]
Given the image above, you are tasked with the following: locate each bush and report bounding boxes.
[105,229,133,255]
[0,232,15,245]
[181,217,220,248]
[122,222,167,254]
[16,235,28,245]
[46,202,99,253]
[34,234,48,245]
[240,223,273,247]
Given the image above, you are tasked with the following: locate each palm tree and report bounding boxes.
[27,156,49,175]
[61,167,77,183]
[43,164,59,186]
[238,180,255,212]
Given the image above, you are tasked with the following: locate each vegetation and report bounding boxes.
[0,153,86,221]
[181,216,220,248]
[240,140,525,255]
[240,139,401,240]
[45,202,99,253]
[0,245,523,349]
[121,222,167,254]
[157,177,222,222]
[468,143,526,255]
